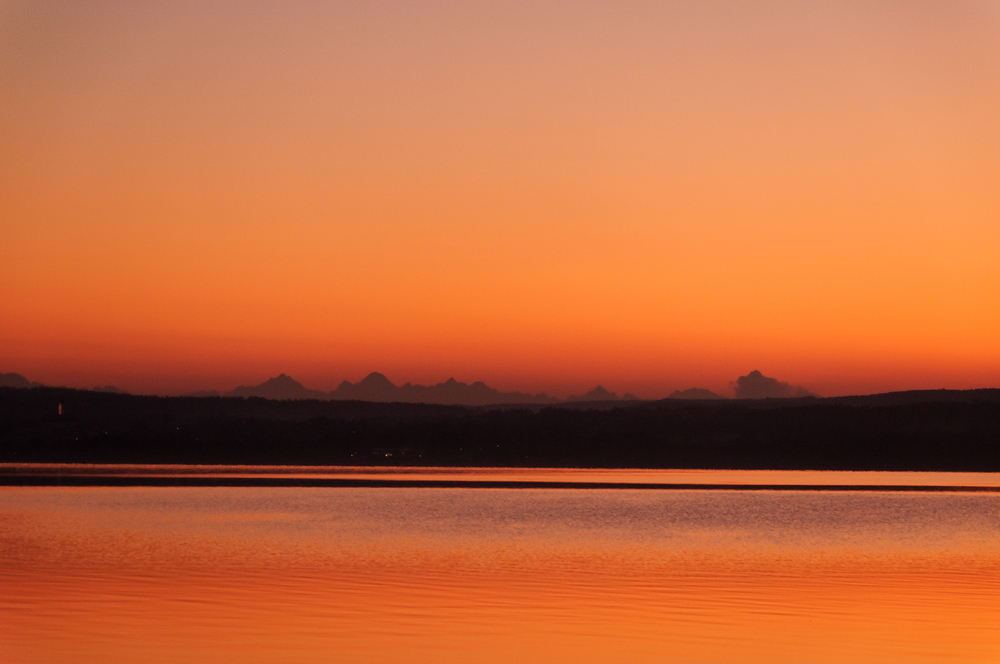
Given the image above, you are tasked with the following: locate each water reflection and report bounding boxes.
[2,484,998,663]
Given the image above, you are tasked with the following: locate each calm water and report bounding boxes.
[1,469,998,663]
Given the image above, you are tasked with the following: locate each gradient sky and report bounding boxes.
[2,1,999,397]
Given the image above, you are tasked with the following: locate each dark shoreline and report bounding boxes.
[1,473,997,492]
[3,386,999,471]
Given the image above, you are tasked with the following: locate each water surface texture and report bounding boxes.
[2,472,998,663]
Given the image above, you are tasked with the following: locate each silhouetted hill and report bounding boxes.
[227,374,326,400]
[2,385,998,470]
[829,389,1000,407]
[0,373,43,389]
[668,388,726,400]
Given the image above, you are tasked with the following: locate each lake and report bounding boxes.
[1,467,998,663]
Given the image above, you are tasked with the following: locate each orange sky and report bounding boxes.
[2,1,999,397]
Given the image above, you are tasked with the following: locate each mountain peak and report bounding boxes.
[358,372,396,388]
[332,372,400,402]
[227,374,324,400]
[733,370,815,399]
[570,385,619,401]
[265,373,302,387]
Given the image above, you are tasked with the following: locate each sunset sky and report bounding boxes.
[2,1,999,397]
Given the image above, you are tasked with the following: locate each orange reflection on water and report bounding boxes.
[1,486,998,663]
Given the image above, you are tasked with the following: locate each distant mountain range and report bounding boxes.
[2,370,729,404]
[214,371,812,404]
[0,371,1000,409]
[9,368,995,407]
[220,372,558,406]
